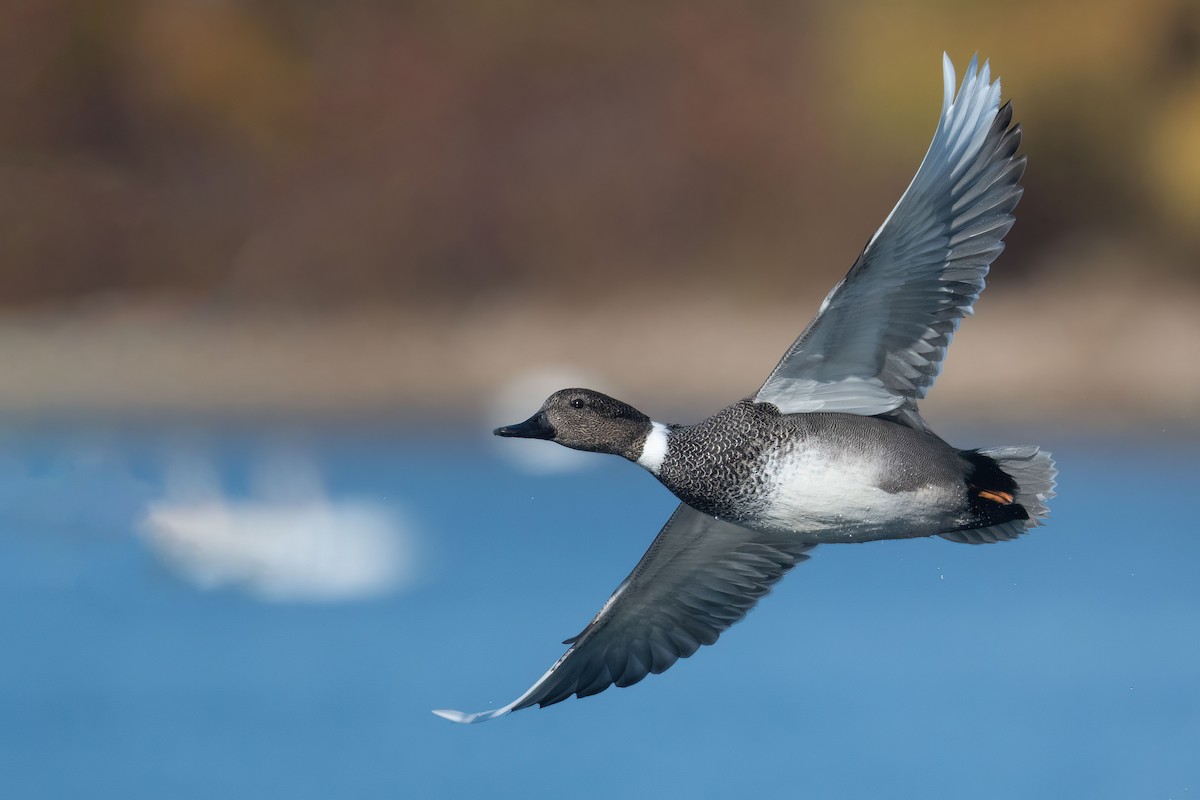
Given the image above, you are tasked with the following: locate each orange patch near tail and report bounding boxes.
[977,489,1015,505]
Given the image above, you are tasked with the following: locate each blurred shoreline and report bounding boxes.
[2,278,1196,431]
[5,1,1199,440]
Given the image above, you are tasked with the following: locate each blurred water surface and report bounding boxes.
[0,426,1196,799]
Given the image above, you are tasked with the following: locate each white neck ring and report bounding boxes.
[636,422,670,475]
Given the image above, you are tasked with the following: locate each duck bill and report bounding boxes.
[494,411,556,440]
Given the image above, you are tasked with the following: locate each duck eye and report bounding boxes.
[570,398,585,410]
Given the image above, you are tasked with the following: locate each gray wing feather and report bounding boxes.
[432,504,815,723]
[755,54,1024,422]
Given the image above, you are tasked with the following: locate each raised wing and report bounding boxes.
[755,54,1024,420]
[433,504,816,723]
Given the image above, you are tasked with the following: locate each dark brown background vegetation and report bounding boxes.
[1,0,1197,422]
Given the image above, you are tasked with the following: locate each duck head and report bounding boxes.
[495,388,652,459]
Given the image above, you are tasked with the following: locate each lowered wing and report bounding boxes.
[433,504,816,723]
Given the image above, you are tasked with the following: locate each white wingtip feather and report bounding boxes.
[965,52,980,89]
[432,706,512,724]
[942,52,955,111]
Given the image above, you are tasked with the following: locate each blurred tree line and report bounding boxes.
[1,0,1197,310]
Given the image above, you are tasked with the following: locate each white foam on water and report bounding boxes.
[139,448,420,602]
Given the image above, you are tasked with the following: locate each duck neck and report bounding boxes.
[634,421,672,476]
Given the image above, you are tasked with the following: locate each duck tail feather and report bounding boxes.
[941,445,1056,544]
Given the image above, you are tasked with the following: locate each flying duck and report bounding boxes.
[435,54,1056,724]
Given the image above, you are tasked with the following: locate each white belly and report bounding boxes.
[755,448,952,542]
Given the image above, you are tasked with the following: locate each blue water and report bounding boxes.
[0,426,1196,799]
